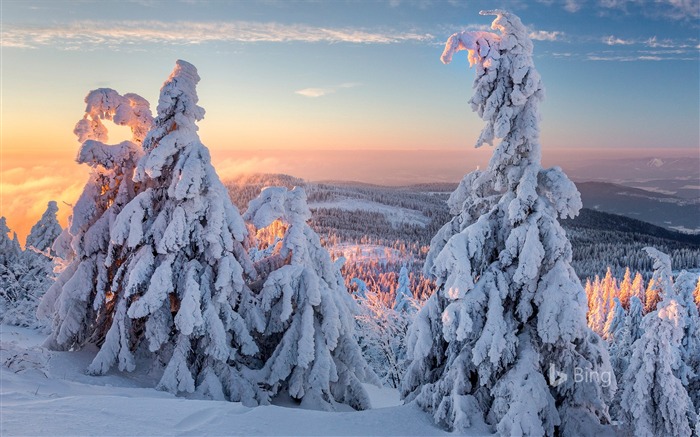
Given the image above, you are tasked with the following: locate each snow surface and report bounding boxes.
[0,324,463,436]
[309,198,430,228]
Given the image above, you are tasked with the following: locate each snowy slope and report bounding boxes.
[0,325,464,436]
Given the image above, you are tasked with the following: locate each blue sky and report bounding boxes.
[1,0,699,238]
[3,0,699,152]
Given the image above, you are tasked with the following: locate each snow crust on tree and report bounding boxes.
[620,248,695,437]
[244,186,379,411]
[38,88,153,348]
[402,10,613,435]
[91,60,261,404]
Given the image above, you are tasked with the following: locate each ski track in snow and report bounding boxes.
[0,325,464,436]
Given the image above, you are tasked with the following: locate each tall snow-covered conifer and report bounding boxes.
[245,186,379,410]
[100,60,261,403]
[402,11,613,435]
[26,201,62,255]
[39,88,153,346]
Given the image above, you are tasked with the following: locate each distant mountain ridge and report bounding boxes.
[563,208,700,246]
[577,181,700,233]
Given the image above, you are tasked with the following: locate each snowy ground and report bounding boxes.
[0,325,462,436]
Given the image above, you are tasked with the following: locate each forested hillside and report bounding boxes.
[227,174,700,285]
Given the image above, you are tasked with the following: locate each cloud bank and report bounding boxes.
[1,20,435,49]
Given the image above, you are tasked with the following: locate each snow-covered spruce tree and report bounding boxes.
[630,271,645,309]
[1,202,62,328]
[625,295,644,345]
[93,60,261,404]
[402,11,614,435]
[0,218,29,325]
[356,279,415,389]
[603,298,625,343]
[620,248,695,437]
[394,264,414,312]
[25,201,62,255]
[0,217,21,266]
[618,267,632,310]
[244,186,379,410]
[674,270,700,410]
[587,275,607,336]
[604,298,629,422]
[39,88,153,349]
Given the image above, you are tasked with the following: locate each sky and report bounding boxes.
[1,0,699,242]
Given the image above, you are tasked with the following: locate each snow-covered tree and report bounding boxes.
[245,186,379,410]
[394,264,414,312]
[603,297,625,343]
[674,270,700,409]
[355,284,412,389]
[25,201,62,255]
[618,267,632,309]
[82,60,263,404]
[0,218,25,323]
[402,11,613,435]
[630,271,645,308]
[39,88,153,349]
[601,267,617,321]
[0,218,21,266]
[620,247,697,436]
[587,275,607,335]
[626,295,644,345]
[620,299,693,437]
[620,249,695,436]
[350,277,368,298]
[0,208,59,329]
[644,278,661,313]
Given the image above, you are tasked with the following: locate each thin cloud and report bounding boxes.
[564,0,584,13]
[529,30,565,41]
[604,35,635,45]
[296,88,334,98]
[1,20,435,49]
[588,54,685,61]
[600,0,700,20]
[295,83,361,98]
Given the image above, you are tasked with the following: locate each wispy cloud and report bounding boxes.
[529,30,565,41]
[295,82,360,98]
[564,0,584,13]
[1,20,435,50]
[599,0,700,20]
[587,53,696,61]
[604,35,635,45]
